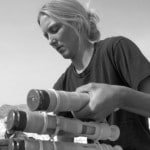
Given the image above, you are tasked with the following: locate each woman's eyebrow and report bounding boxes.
[48,22,60,29]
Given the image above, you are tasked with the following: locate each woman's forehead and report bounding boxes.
[39,15,58,31]
[40,15,56,26]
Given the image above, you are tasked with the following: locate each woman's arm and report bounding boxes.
[74,77,150,121]
[121,76,150,117]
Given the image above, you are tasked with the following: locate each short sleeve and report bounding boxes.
[53,73,65,90]
[112,37,150,89]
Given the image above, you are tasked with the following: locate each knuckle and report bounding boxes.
[88,82,95,89]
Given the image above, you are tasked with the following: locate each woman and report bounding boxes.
[38,0,150,149]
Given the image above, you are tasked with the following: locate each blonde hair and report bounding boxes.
[37,0,100,42]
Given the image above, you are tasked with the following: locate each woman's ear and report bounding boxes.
[88,21,100,42]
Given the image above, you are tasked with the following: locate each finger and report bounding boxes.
[74,108,105,122]
[73,104,92,119]
[76,84,89,93]
[76,83,95,93]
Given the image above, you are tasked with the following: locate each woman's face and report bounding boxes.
[39,14,80,59]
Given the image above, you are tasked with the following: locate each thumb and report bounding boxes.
[76,83,96,93]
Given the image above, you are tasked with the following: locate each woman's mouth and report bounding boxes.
[57,46,66,53]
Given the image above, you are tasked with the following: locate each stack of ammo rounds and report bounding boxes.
[6,89,123,150]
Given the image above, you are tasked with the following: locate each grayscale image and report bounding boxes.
[0,0,150,150]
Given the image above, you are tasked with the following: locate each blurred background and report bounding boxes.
[0,0,150,106]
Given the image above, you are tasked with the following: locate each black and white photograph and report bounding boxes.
[0,0,150,150]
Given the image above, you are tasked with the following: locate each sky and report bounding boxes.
[0,0,150,106]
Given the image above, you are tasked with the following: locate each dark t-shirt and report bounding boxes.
[53,36,150,150]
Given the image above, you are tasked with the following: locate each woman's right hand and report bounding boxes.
[74,83,122,122]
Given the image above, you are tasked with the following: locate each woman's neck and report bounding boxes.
[72,42,94,74]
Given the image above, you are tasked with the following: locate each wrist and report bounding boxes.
[114,85,128,110]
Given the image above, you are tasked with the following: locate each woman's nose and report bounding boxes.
[49,38,58,47]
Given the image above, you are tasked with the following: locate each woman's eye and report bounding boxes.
[43,23,62,39]
[48,24,62,34]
